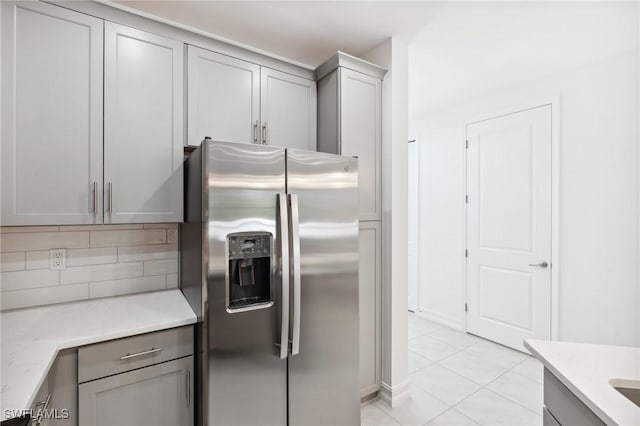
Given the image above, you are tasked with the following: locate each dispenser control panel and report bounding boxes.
[228,234,271,260]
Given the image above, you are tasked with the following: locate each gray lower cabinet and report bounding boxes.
[358,221,381,398]
[78,356,193,426]
[543,368,605,426]
[30,349,77,426]
[77,325,194,426]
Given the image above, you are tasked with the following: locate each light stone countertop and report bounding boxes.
[525,340,640,426]
[0,290,197,417]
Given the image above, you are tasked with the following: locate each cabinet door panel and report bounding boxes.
[104,23,183,223]
[187,46,260,147]
[340,69,382,221]
[1,1,103,225]
[260,67,316,150]
[359,221,381,398]
[79,356,193,426]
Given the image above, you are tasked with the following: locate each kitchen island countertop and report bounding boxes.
[525,339,640,426]
[1,290,196,418]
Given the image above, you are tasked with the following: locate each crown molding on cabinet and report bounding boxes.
[314,51,387,82]
[45,0,315,81]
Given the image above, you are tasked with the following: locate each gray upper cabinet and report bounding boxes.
[187,46,260,147]
[317,54,385,221]
[186,49,317,151]
[260,67,317,150]
[104,23,184,223]
[1,1,104,226]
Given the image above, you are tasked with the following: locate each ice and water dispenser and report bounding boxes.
[226,232,273,312]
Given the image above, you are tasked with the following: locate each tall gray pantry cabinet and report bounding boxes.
[316,52,386,399]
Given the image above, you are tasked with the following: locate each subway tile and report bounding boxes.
[166,273,178,288]
[143,223,178,229]
[1,252,25,272]
[167,228,178,244]
[117,244,178,262]
[26,251,49,270]
[1,283,88,310]
[67,247,117,267]
[1,269,59,291]
[59,224,143,231]
[89,275,166,298]
[90,230,166,247]
[61,262,142,285]
[144,259,178,276]
[0,226,59,233]
[0,232,89,252]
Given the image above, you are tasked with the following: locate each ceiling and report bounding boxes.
[111,1,442,68]
[409,1,640,116]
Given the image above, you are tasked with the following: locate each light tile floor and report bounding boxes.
[361,313,544,426]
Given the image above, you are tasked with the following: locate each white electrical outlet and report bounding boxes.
[50,249,67,271]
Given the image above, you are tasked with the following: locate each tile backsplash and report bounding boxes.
[0,224,179,311]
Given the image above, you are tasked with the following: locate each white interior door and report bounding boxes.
[466,105,552,351]
[408,139,419,312]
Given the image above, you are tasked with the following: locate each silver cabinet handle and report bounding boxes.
[186,369,191,407]
[262,122,267,145]
[33,394,51,426]
[108,182,113,216]
[253,121,258,144]
[288,193,301,356]
[277,193,290,360]
[119,347,162,360]
[529,261,549,268]
[92,181,97,216]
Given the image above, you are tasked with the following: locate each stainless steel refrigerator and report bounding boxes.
[181,140,359,425]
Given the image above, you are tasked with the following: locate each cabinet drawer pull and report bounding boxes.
[119,347,162,360]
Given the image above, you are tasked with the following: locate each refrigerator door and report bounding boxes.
[204,141,288,425]
[286,149,360,425]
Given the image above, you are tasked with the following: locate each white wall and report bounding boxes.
[361,37,410,405]
[411,49,640,346]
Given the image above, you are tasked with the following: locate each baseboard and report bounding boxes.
[379,379,411,407]
[416,307,463,330]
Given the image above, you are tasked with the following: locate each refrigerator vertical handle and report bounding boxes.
[277,193,290,359]
[288,194,301,356]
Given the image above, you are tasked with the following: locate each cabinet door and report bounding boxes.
[358,221,381,398]
[30,349,77,426]
[340,69,382,221]
[260,67,316,150]
[79,356,193,426]
[104,23,183,223]
[187,46,260,147]
[1,1,103,226]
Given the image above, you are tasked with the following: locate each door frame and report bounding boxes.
[408,137,420,313]
[461,97,560,341]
